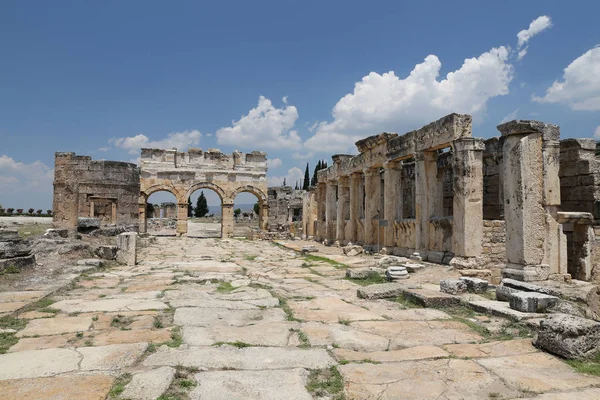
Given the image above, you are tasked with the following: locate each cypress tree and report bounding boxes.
[195,191,209,218]
[283,178,287,187]
[187,196,193,217]
[303,163,310,190]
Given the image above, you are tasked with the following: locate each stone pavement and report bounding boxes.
[1,237,599,399]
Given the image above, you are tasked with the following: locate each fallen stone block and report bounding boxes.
[459,269,493,281]
[345,268,381,279]
[95,245,117,260]
[343,244,363,256]
[440,279,467,295]
[43,229,69,238]
[502,278,561,297]
[404,263,424,273]
[77,217,100,231]
[300,245,318,254]
[0,255,35,271]
[402,287,461,308]
[0,240,31,258]
[0,229,19,241]
[460,277,489,293]
[116,232,137,266]
[508,292,559,313]
[467,300,542,322]
[357,283,405,300]
[76,259,103,267]
[496,285,520,302]
[547,301,587,319]
[533,313,600,359]
[378,255,409,267]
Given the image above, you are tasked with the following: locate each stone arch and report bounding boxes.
[231,185,268,204]
[141,184,183,203]
[185,182,227,203]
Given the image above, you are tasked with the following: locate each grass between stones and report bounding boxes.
[389,293,422,309]
[216,282,235,293]
[157,365,200,400]
[443,306,533,342]
[344,272,387,286]
[272,295,300,322]
[110,315,134,330]
[306,366,345,400]
[212,341,253,349]
[565,353,600,376]
[108,373,133,399]
[302,255,346,269]
[243,255,257,261]
[290,328,311,348]
[0,316,27,330]
[0,333,18,354]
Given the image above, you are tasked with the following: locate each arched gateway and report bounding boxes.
[139,148,268,237]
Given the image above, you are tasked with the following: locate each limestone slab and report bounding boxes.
[518,388,600,399]
[333,346,449,363]
[174,307,286,327]
[0,301,26,313]
[92,329,172,346]
[9,334,76,352]
[339,359,518,399]
[0,291,46,303]
[51,298,168,313]
[79,342,148,371]
[443,338,538,358]
[121,366,176,400]
[301,322,390,351]
[143,346,335,370]
[0,374,115,400]
[288,298,385,323]
[17,316,93,337]
[191,369,312,400]
[183,321,299,346]
[0,348,81,379]
[351,320,482,348]
[477,353,600,393]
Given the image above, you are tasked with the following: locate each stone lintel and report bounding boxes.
[355,133,398,154]
[556,211,594,225]
[559,138,596,151]
[497,120,560,141]
[331,154,353,164]
[452,137,485,152]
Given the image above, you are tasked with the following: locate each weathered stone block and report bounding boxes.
[386,266,409,281]
[116,232,137,266]
[508,292,559,313]
[77,218,100,230]
[0,255,35,271]
[459,277,489,293]
[44,228,69,238]
[0,229,19,241]
[533,313,600,359]
[357,283,405,300]
[345,268,381,279]
[76,259,103,267]
[440,279,467,295]
[501,278,561,296]
[95,245,118,260]
[495,285,520,302]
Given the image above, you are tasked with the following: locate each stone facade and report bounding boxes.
[52,152,140,229]
[138,148,268,237]
[267,187,305,235]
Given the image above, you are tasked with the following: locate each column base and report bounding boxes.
[502,263,549,282]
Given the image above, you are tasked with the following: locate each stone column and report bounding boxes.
[138,202,147,234]
[363,168,380,247]
[176,203,188,236]
[336,176,350,243]
[315,183,326,241]
[325,180,337,243]
[414,151,437,257]
[497,120,562,281]
[221,202,234,238]
[348,172,362,243]
[111,202,117,224]
[452,138,484,258]
[383,161,401,249]
[89,201,95,218]
[259,204,268,231]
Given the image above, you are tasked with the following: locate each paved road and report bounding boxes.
[0,237,598,399]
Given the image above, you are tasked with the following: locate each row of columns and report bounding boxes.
[314,138,484,259]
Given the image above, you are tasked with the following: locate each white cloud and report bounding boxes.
[517,16,552,49]
[517,48,528,61]
[500,109,519,123]
[110,130,202,154]
[98,147,110,152]
[533,46,600,110]
[216,96,301,150]
[0,155,54,208]
[304,46,513,153]
[266,158,282,169]
[268,166,304,187]
[292,152,314,160]
[595,126,600,140]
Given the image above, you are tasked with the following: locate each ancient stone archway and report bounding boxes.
[231,185,269,231]
[139,148,268,237]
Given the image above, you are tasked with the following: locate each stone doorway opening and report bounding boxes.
[187,188,223,239]
[145,190,178,236]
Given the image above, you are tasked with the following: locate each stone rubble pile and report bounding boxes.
[0,228,35,271]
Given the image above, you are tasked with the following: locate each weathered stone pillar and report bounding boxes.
[497,120,562,281]
[452,138,484,258]
[221,202,234,238]
[325,180,337,243]
[363,168,380,247]
[315,183,326,241]
[176,203,188,236]
[414,151,437,256]
[259,204,268,231]
[383,161,401,249]
[89,201,95,218]
[111,202,117,224]
[138,202,147,234]
[116,232,137,265]
[348,173,362,243]
[337,176,350,243]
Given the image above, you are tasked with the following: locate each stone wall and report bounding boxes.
[268,186,306,234]
[481,220,507,280]
[559,139,600,220]
[53,152,140,229]
[483,138,503,220]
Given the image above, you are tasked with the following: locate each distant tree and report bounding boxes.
[283,177,287,187]
[303,163,310,190]
[6,208,14,215]
[146,203,155,218]
[253,202,260,215]
[16,209,23,215]
[28,208,34,215]
[195,191,209,218]
[36,209,42,215]
[234,208,241,218]
[187,196,193,217]
[47,210,52,216]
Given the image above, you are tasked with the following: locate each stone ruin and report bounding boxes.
[267,186,306,236]
[52,148,269,238]
[274,113,600,286]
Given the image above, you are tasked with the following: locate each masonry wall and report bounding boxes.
[267,186,306,233]
[483,138,504,220]
[53,152,140,229]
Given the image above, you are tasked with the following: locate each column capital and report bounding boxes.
[383,160,399,170]
[363,167,379,177]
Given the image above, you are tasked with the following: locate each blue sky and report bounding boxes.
[1,1,599,209]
